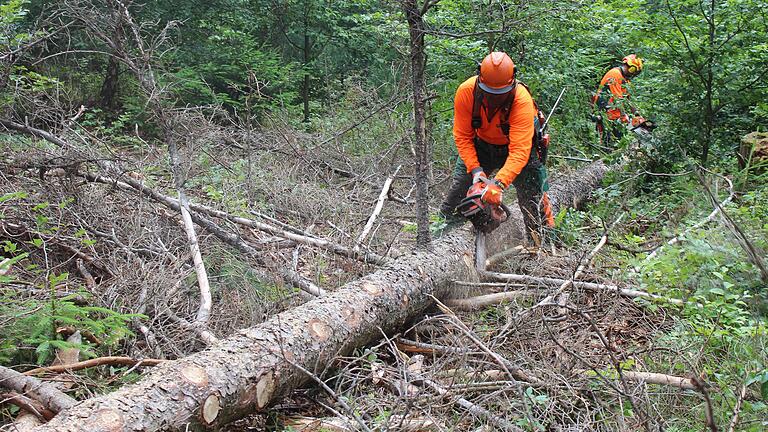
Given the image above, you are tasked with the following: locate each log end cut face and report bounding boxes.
[180,364,209,387]
[201,393,220,425]
[92,409,124,432]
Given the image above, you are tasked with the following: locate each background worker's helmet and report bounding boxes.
[478,52,516,94]
[622,54,644,75]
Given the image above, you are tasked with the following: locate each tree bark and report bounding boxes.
[33,162,608,432]
[402,0,431,248]
[0,366,76,415]
[99,56,120,110]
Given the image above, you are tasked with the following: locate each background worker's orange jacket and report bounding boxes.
[596,67,631,122]
[453,76,535,187]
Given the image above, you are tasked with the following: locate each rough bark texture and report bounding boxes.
[0,366,76,415]
[402,0,431,247]
[34,162,608,432]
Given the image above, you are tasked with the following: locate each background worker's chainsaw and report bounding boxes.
[456,178,512,234]
[631,117,658,132]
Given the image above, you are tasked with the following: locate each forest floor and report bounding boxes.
[1,124,767,431]
[261,251,676,432]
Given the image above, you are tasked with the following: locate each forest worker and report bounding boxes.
[439,51,554,244]
[592,54,646,145]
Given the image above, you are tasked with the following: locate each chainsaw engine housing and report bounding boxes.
[456,183,510,233]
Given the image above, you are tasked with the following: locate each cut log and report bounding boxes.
[0,366,76,415]
[33,162,608,432]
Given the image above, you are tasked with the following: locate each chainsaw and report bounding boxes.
[631,118,658,131]
[456,178,512,234]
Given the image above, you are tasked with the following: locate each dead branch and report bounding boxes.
[480,272,684,305]
[24,357,164,376]
[727,383,747,432]
[284,270,327,297]
[75,259,96,291]
[193,203,390,266]
[395,338,476,355]
[81,171,324,298]
[573,369,696,390]
[450,281,525,289]
[282,416,353,432]
[484,245,526,269]
[692,376,719,432]
[0,366,76,414]
[645,174,735,261]
[621,371,697,390]
[510,214,624,324]
[444,291,533,311]
[82,170,388,266]
[0,393,56,421]
[32,162,609,432]
[181,202,215,329]
[415,377,523,432]
[354,165,401,253]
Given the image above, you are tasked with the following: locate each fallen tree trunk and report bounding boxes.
[34,162,608,432]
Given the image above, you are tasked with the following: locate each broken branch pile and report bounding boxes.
[32,163,608,432]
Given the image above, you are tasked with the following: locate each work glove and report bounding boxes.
[471,167,487,184]
[631,116,646,127]
[481,180,505,206]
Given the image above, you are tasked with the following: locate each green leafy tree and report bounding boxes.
[649,0,768,165]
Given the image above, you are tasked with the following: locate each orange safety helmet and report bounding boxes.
[622,54,644,75]
[478,52,516,94]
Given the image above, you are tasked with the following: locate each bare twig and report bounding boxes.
[480,272,684,305]
[692,376,719,432]
[0,393,55,421]
[573,369,697,390]
[444,291,532,311]
[727,383,747,432]
[24,357,164,376]
[286,358,373,432]
[484,245,526,269]
[505,214,624,326]
[415,377,523,432]
[354,165,401,252]
[645,175,735,261]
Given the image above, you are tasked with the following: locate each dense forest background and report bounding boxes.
[1,0,767,430]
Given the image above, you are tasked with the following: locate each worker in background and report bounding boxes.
[440,52,554,245]
[592,54,645,145]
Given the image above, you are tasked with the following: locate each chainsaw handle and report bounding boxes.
[478,176,505,189]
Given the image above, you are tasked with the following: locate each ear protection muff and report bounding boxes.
[628,64,638,74]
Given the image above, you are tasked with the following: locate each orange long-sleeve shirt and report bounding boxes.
[597,67,631,121]
[453,76,535,187]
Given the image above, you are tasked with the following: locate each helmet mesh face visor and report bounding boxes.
[479,81,514,94]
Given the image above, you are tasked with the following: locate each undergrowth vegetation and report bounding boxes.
[552,159,768,429]
[1,0,767,430]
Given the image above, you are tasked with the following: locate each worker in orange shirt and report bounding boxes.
[440,52,554,244]
[592,54,645,145]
